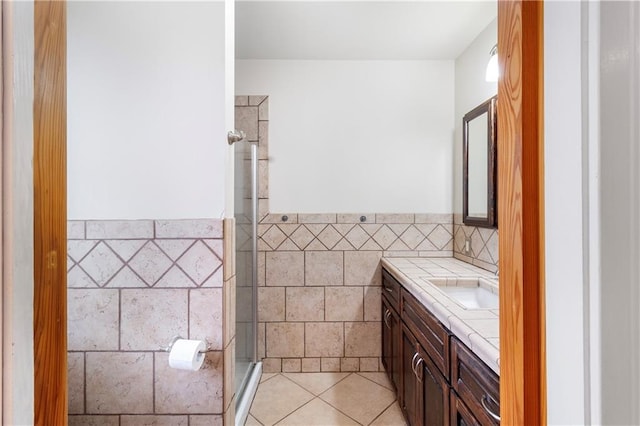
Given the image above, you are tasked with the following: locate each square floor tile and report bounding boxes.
[276,398,359,426]
[282,372,349,396]
[319,374,395,425]
[369,401,407,426]
[250,374,314,425]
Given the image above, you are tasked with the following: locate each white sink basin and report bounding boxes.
[425,277,498,310]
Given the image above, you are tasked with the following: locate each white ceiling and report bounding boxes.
[236,1,497,60]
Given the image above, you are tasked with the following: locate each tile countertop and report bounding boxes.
[381,257,500,375]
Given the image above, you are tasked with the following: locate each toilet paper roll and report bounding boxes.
[168,339,206,371]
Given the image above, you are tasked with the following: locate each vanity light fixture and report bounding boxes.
[485,44,498,82]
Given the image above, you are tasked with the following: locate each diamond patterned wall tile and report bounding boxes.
[387,239,411,251]
[278,224,300,237]
[154,267,195,288]
[106,266,147,288]
[177,241,222,285]
[155,240,195,261]
[388,224,410,236]
[360,239,383,251]
[305,239,328,251]
[262,226,287,249]
[105,240,146,262]
[67,255,75,272]
[290,226,315,249]
[273,239,297,251]
[201,268,223,288]
[317,226,342,249]
[415,223,437,237]
[68,266,97,288]
[305,224,328,235]
[486,232,499,263]
[360,224,382,236]
[477,246,494,264]
[426,225,453,250]
[68,240,99,263]
[332,239,355,251]
[470,229,485,257]
[416,238,438,251]
[399,226,426,250]
[371,226,397,249]
[345,226,369,249]
[332,224,355,236]
[79,242,124,286]
[129,242,173,286]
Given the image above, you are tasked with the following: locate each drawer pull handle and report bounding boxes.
[481,394,501,422]
[383,309,392,329]
[414,357,424,382]
[384,286,394,294]
[410,352,420,376]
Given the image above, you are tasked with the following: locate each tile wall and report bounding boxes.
[236,96,455,373]
[66,219,230,424]
[452,214,499,273]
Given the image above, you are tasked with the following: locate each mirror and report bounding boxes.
[463,96,497,228]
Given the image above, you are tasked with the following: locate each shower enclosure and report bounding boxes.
[230,130,261,424]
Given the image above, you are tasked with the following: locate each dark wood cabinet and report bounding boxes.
[402,322,449,426]
[382,294,401,393]
[450,338,500,425]
[381,267,500,426]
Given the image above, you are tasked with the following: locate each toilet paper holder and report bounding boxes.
[160,336,212,353]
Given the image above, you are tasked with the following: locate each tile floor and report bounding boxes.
[246,372,408,426]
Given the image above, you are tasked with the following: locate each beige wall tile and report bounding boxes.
[258,97,269,119]
[223,276,236,347]
[266,252,304,286]
[258,251,266,286]
[86,220,154,239]
[190,415,223,426]
[305,251,343,286]
[337,214,375,224]
[68,352,84,414]
[305,322,344,357]
[155,219,223,239]
[258,121,269,160]
[258,287,285,321]
[363,287,382,321]
[86,352,153,414]
[345,322,381,357]
[121,289,188,350]
[68,220,86,239]
[69,416,119,426]
[155,351,223,414]
[299,214,337,224]
[262,358,282,373]
[257,321,266,359]
[321,358,341,372]
[341,358,360,372]
[235,106,259,141]
[282,358,302,372]
[301,358,321,372]
[359,357,381,372]
[224,338,235,411]
[121,416,188,426]
[286,287,324,321]
[266,323,304,357]
[67,289,119,351]
[223,218,235,282]
[375,214,414,223]
[344,251,382,287]
[235,95,249,106]
[325,287,363,321]
[190,288,223,350]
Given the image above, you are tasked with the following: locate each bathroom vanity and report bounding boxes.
[381,257,500,426]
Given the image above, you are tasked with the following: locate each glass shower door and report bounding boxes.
[234,138,258,407]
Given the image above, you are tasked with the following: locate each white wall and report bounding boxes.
[3,1,35,423]
[544,2,588,424]
[67,1,227,220]
[236,60,454,213]
[453,19,497,214]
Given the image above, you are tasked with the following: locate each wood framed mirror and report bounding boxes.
[463,95,497,228]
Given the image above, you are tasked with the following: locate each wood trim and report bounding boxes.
[497,1,546,425]
[33,1,67,425]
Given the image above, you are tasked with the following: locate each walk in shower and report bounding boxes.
[230,129,261,425]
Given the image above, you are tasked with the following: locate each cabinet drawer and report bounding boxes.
[382,268,401,309]
[451,337,500,425]
[401,289,450,380]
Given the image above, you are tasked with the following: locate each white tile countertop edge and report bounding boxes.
[381,257,500,375]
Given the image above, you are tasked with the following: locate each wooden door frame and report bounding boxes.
[33,1,67,425]
[27,1,546,424]
[498,1,546,424]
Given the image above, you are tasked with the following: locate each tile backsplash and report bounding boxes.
[67,219,227,425]
[452,214,499,273]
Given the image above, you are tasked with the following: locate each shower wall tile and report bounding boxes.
[67,218,227,419]
[190,415,224,426]
[286,286,324,321]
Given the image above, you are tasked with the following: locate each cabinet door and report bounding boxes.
[382,297,401,391]
[402,324,420,425]
[450,390,481,426]
[417,344,449,426]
